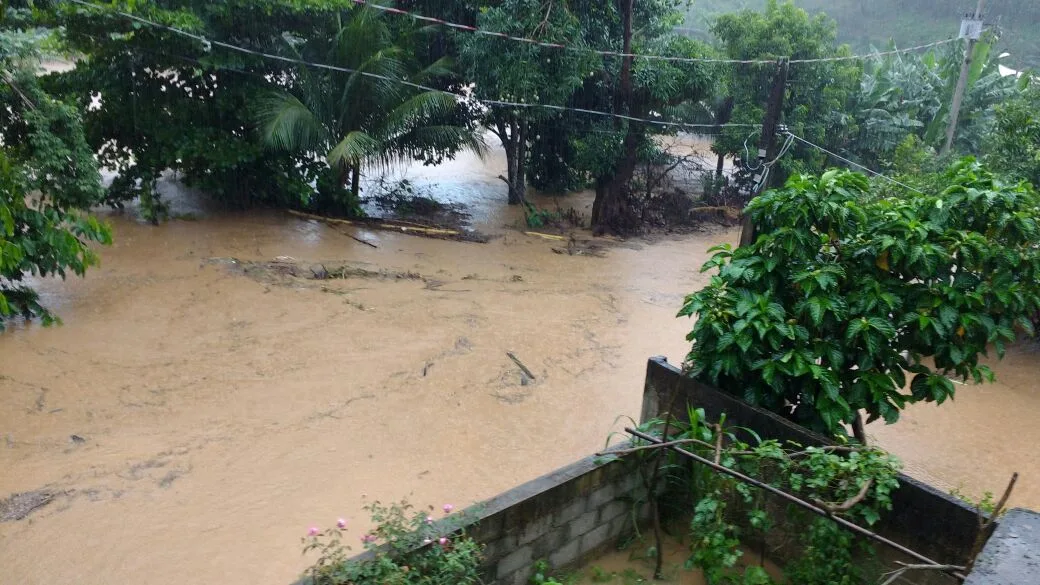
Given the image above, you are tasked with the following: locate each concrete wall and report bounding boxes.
[640,355,986,571]
[964,508,1040,585]
[294,452,650,585]
[461,452,650,585]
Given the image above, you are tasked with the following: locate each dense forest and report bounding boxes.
[683,0,1040,69]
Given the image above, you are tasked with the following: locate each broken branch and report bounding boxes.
[879,563,967,585]
[506,351,535,380]
[814,479,873,514]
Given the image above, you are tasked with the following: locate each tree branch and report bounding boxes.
[879,563,967,585]
[814,479,873,514]
[2,69,37,111]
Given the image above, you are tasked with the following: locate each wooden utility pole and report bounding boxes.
[739,57,789,248]
[942,0,986,156]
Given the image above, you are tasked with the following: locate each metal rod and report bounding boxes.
[625,427,967,581]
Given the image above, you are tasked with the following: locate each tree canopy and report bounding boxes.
[680,161,1040,435]
[1,21,111,329]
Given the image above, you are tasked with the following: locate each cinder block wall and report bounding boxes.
[292,452,651,585]
[464,452,650,585]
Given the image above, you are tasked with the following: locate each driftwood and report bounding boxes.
[506,351,536,380]
[287,209,487,242]
[341,231,378,248]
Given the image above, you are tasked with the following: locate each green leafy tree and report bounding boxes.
[1,24,111,329]
[987,79,1040,189]
[679,161,1040,436]
[517,0,718,231]
[711,0,860,189]
[53,0,338,220]
[456,0,594,205]
[259,6,482,215]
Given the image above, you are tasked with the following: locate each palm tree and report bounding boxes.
[258,7,482,215]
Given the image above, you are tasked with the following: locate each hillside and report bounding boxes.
[682,0,1040,70]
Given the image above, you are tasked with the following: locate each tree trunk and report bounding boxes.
[852,411,868,445]
[591,129,640,233]
[497,119,527,206]
[350,162,361,201]
[591,0,636,234]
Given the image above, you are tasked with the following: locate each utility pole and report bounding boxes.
[739,57,789,248]
[942,0,986,156]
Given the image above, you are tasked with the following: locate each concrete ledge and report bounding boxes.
[964,508,1040,585]
[293,446,650,585]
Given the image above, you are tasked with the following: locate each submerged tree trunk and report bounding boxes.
[591,0,635,234]
[591,129,640,234]
[495,118,528,206]
[350,162,361,201]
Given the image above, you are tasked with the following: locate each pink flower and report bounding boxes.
[337,518,347,529]
[438,537,448,545]
[308,527,319,536]
[442,504,454,514]
[361,534,377,544]
[425,515,434,525]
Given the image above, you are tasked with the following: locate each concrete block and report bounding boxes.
[554,499,586,526]
[568,510,598,538]
[519,514,553,546]
[549,537,582,568]
[965,508,1040,585]
[588,485,616,510]
[608,512,632,539]
[618,473,641,495]
[599,500,628,524]
[496,545,533,579]
[531,527,566,559]
[580,523,612,555]
[504,565,534,585]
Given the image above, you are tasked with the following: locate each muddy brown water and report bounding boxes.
[1,145,1038,585]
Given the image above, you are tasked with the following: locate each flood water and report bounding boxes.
[1,143,1038,585]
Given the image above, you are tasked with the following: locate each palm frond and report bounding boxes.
[257,92,325,152]
[327,131,380,169]
[389,125,487,160]
[412,56,455,83]
[384,91,461,134]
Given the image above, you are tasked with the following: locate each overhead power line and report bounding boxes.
[67,0,761,133]
[349,0,960,65]
[784,132,926,195]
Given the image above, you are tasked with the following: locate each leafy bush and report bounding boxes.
[680,161,1040,435]
[618,409,902,585]
[303,500,482,585]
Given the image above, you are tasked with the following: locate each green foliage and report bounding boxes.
[304,500,483,585]
[52,0,327,218]
[682,0,1040,71]
[711,0,860,188]
[680,162,1040,435]
[258,5,481,214]
[0,26,111,329]
[457,0,595,205]
[852,35,1019,167]
[612,410,901,585]
[529,559,576,585]
[986,80,1040,190]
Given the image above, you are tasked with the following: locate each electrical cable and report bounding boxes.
[66,0,763,133]
[348,0,960,66]
[784,132,926,194]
